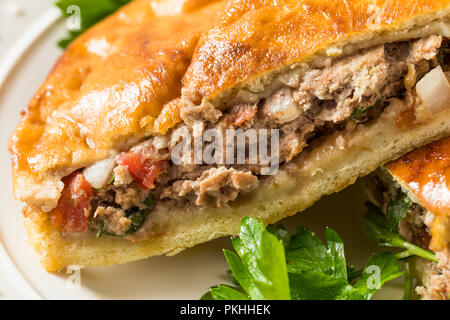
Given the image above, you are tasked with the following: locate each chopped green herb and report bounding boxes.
[96,195,153,239]
[96,221,119,238]
[108,174,115,185]
[144,194,154,207]
[349,100,382,122]
[349,108,369,121]
[96,221,104,238]
[125,208,149,235]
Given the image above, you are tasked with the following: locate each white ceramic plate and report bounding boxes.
[0,8,404,300]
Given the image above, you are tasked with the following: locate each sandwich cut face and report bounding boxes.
[368,137,450,300]
[8,0,450,270]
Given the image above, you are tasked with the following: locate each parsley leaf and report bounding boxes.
[204,217,290,300]
[286,225,330,274]
[386,191,412,231]
[204,217,404,300]
[325,228,348,280]
[289,271,363,300]
[210,285,249,300]
[228,217,290,300]
[286,225,346,279]
[226,269,240,286]
[266,224,291,248]
[55,0,131,48]
[287,224,401,300]
[364,202,437,262]
[201,284,248,300]
[346,266,363,283]
[353,251,404,299]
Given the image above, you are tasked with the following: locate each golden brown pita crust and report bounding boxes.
[182,0,450,104]
[9,0,225,211]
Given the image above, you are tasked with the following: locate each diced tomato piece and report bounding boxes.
[117,149,167,190]
[50,172,93,233]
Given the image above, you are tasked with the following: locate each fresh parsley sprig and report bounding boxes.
[202,217,403,300]
[286,225,402,300]
[363,193,438,300]
[364,202,437,262]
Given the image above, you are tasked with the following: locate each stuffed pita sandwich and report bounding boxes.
[9,0,450,271]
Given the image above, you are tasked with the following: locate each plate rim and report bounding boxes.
[0,6,61,300]
[0,7,61,90]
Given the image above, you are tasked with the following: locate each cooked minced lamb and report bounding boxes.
[57,36,449,239]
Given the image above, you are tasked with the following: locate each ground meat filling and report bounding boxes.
[161,167,259,207]
[80,35,447,238]
[94,206,131,236]
[183,36,443,164]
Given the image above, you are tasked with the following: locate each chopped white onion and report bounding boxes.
[82,156,116,189]
[266,88,300,124]
[278,70,301,88]
[152,135,169,150]
[416,66,450,114]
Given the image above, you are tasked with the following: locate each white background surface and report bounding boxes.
[0,0,54,60]
[0,0,404,300]
[0,0,54,300]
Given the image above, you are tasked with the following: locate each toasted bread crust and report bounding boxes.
[182,0,450,104]
[8,0,225,210]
